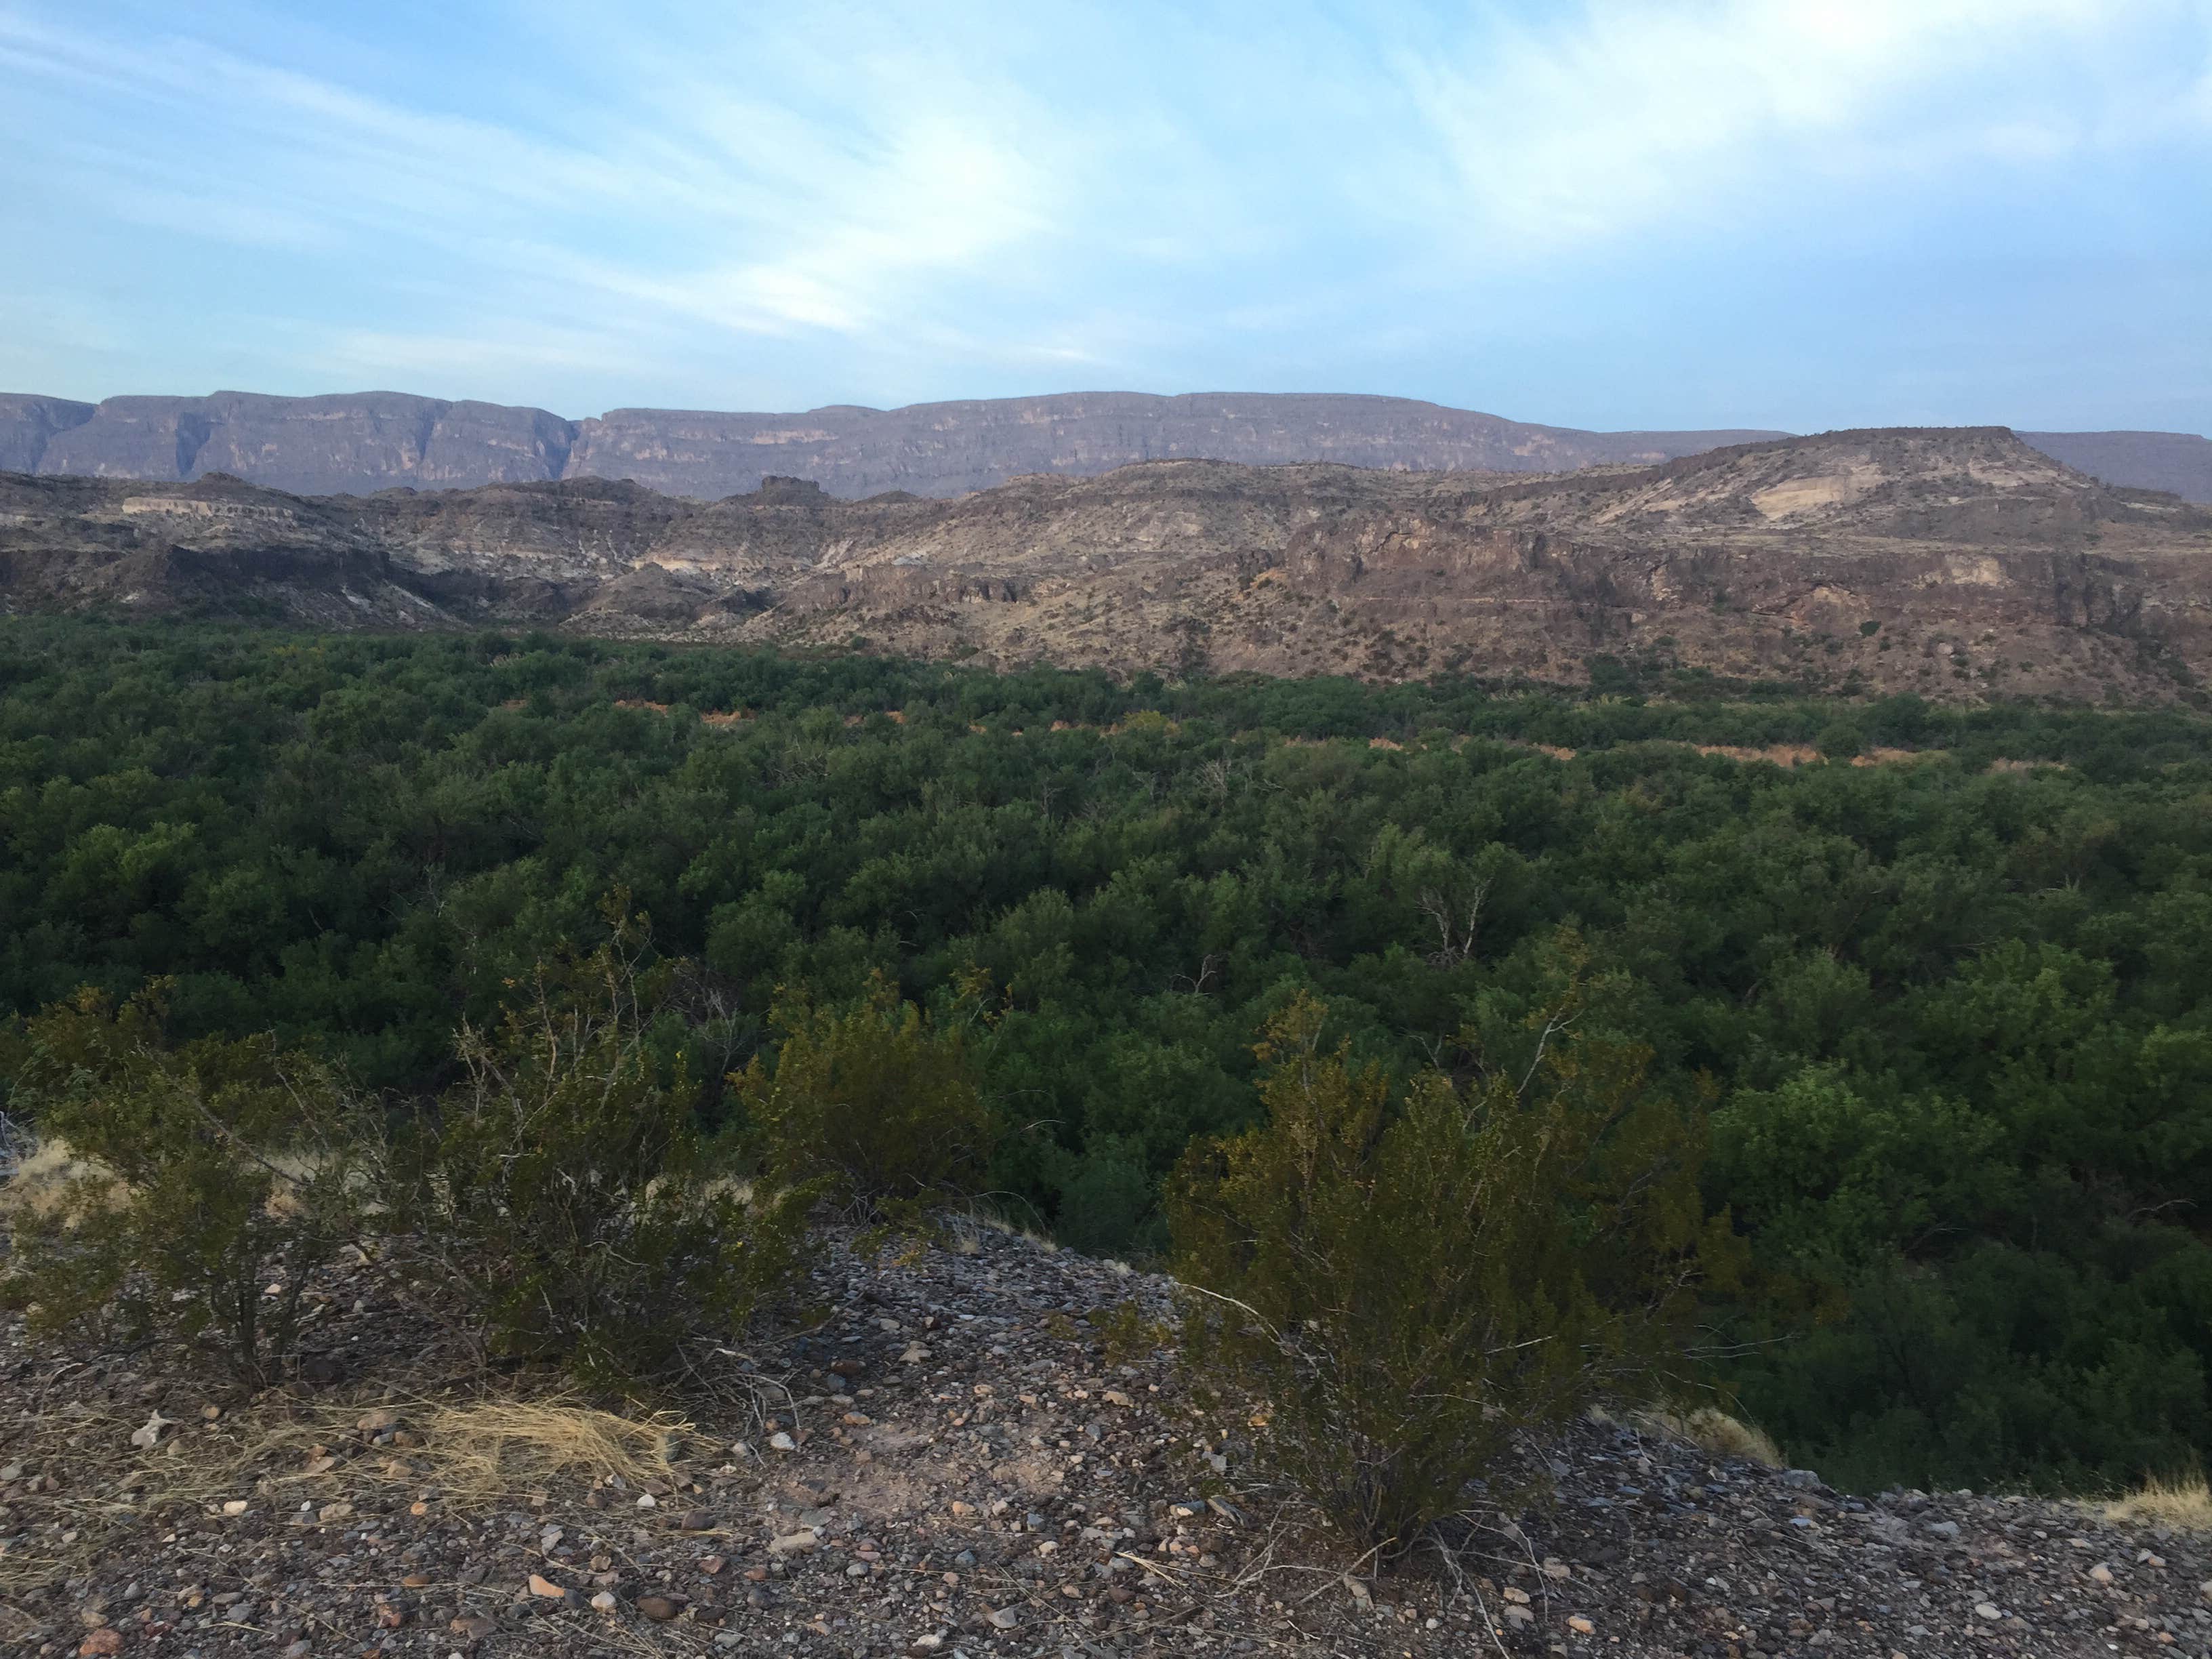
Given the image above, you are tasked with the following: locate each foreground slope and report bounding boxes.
[3,426,2208,702]
[3,1224,2205,1659]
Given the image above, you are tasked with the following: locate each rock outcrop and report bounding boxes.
[5,428,2209,703]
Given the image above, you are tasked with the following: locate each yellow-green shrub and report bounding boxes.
[736,974,994,1225]
[0,987,359,1384]
[1169,989,1723,1550]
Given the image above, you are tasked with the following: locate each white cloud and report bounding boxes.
[1375,0,2207,253]
[1,0,2207,411]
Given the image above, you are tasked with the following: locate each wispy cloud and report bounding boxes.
[0,0,2207,428]
[1376,0,2209,253]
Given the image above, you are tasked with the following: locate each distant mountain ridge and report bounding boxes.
[0,389,1783,500]
[4,388,2205,504]
[2014,430,2212,507]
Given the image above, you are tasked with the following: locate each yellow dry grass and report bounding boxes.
[419,1396,689,1500]
[1637,1405,1784,1467]
[0,1393,697,1593]
[2102,1472,2211,1532]
[0,1136,115,1224]
[1,1136,334,1225]
[250,1394,691,1509]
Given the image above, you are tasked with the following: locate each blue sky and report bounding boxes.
[3,0,2208,433]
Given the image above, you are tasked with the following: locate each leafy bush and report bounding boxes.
[1169,989,1719,1550]
[0,988,359,1383]
[392,918,808,1391]
[736,974,994,1225]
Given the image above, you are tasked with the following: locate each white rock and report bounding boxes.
[1975,1603,2001,1621]
[590,1591,618,1613]
[129,1412,173,1451]
[769,1530,820,1556]
[768,1431,798,1452]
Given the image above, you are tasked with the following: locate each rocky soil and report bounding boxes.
[3,1225,2205,1659]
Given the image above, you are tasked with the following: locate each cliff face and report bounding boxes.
[0,388,1784,499]
[9,388,2205,503]
[559,393,1789,499]
[5,428,2209,705]
[26,392,577,496]
[0,395,96,474]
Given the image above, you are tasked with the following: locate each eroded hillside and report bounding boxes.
[3,427,2208,701]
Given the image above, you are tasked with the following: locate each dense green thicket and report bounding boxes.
[2,618,2209,1492]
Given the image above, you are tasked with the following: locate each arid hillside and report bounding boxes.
[4,426,2208,701]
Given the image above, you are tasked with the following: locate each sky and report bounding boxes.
[2,0,2208,434]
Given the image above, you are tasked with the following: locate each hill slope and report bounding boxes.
[3,426,2208,703]
[3,1223,2205,1658]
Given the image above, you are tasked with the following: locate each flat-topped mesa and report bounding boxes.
[10,387,2203,503]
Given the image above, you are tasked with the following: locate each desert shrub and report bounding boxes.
[1168,989,1718,1551]
[0,987,359,1383]
[394,918,807,1391]
[735,974,994,1225]
[1817,721,1866,760]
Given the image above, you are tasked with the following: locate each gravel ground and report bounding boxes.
[2,1225,2206,1658]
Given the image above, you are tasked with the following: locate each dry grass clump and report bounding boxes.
[241,1393,692,1511]
[422,1396,689,1500]
[1637,1406,1784,1467]
[0,1136,110,1224]
[2102,1472,2211,1531]
[0,1136,335,1227]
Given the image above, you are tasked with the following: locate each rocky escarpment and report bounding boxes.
[3,1223,2206,1658]
[0,388,1784,499]
[3,428,2209,703]
[7,386,2209,503]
